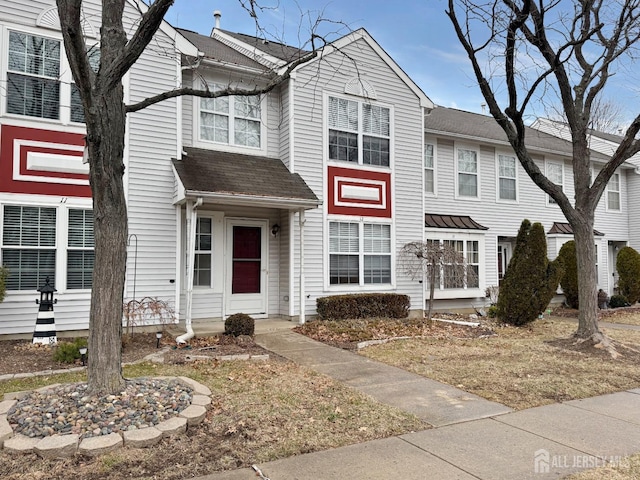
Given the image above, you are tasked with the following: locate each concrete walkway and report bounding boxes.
[195,324,640,480]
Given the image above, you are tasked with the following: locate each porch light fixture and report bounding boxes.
[79,347,88,366]
[156,331,163,348]
[271,224,280,236]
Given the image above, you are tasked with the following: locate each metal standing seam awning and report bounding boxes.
[547,222,605,236]
[425,213,489,230]
[171,148,321,341]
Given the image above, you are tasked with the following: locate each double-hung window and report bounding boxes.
[7,31,61,120]
[457,148,478,197]
[546,161,563,205]
[498,154,517,201]
[607,173,621,210]
[328,96,390,167]
[329,221,391,286]
[200,83,261,148]
[426,237,481,292]
[424,143,435,194]
[70,46,100,123]
[193,218,212,287]
[2,206,57,290]
[67,209,94,289]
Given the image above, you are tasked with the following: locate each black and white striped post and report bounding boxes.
[33,277,57,345]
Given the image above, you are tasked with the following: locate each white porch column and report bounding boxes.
[299,209,306,325]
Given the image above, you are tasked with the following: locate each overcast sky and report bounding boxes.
[166,0,638,123]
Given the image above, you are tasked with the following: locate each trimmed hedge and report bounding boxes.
[609,294,630,309]
[224,313,255,336]
[316,293,410,320]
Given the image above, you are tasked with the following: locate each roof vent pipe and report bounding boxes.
[214,10,221,30]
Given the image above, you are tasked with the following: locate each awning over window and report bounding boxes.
[172,147,320,210]
[425,213,488,230]
[547,222,604,236]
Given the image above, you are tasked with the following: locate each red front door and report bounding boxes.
[232,226,261,294]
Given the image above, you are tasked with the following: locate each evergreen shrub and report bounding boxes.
[609,294,630,309]
[616,246,640,305]
[53,337,88,364]
[316,293,410,320]
[497,220,563,326]
[557,240,579,308]
[224,313,255,336]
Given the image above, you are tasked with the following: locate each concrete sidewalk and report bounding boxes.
[195,329,640,480]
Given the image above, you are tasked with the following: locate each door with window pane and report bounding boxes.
[226,219,268,316]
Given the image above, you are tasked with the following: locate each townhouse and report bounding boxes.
[0,1,632,336]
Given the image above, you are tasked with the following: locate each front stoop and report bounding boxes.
[1,376,210,457]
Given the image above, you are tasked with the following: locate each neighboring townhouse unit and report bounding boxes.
[423,108,632,310]
[0,2,434,336]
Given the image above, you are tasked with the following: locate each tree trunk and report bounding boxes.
[85,87,128,395]
[571,220,600,339]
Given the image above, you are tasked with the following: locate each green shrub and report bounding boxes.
[316,293,410,320]
[609,294,630,309]
[53,337,88,363]
[487,305,498,318]
[557,240,579,309]
[0,266,8,303]
[497,220,563,326]
[616,246,640,305]
[224,313,255,336]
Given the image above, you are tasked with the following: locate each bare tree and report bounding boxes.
[399,240,478,322]
[55,0,330,394]
[447,0,640,354]
[546,96,627,134]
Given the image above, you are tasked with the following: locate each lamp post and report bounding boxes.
[156,331,163,348]
[79,346,87,366]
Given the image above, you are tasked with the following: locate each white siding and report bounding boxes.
[291,37,425,316]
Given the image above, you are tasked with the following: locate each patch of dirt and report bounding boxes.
[0,333,271,376]
[294,317,495,350]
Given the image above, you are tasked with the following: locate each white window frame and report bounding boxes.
[455,144,480,199]
[326,219,395,290]
[424,231,485,299]
[424,141,436,195]
[66,208,94,290]
[606,172,621,211]
[1,26,82,126]
[546,160,564,205]
[0,201,93,295]
[496,152,518,202]
[196,81,265,152]
[326,94,393,168]
[193,216,213,288]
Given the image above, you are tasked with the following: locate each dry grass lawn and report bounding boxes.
[600,309,640,326]
[359,319,640,410]
[567,452,640,479]
[0,360,427,479]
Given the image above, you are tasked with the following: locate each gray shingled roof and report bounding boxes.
[548,222,604,236]
[176,28,267,70]
[425,214,489,230]
[173,148,319,207]
[424,107,610,160]
[220,30,310,62]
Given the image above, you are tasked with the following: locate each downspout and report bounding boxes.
[299,209,306,325]
[176,197,203,344]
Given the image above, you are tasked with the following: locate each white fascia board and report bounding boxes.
[299,28,434,110]
[212,30,286,70]
[126,0,199,57]
[185,191,321,210]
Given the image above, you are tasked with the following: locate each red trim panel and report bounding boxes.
[0,125,91,197]
[328,165,392,218]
